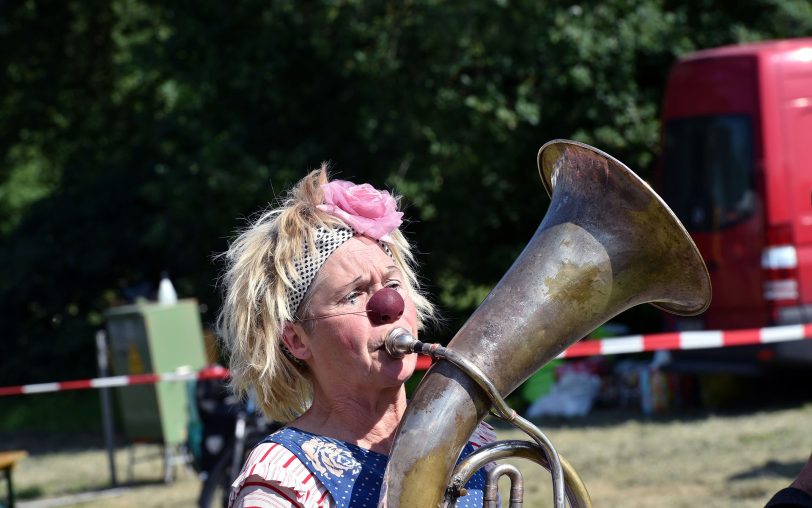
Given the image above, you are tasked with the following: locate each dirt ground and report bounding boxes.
[5,403,811,507]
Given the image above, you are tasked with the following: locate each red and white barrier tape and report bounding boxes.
[2,324,811,396]
[558,323,812,358]
[0,365,230,397]
[0,358,434,397]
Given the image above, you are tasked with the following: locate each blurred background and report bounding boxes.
[1,1,811,507]
[4,0,812,393]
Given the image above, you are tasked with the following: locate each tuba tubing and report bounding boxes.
[379,140,711,507]
[384,327,569,506]
[454,440,592,508]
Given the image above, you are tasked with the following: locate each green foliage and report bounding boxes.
[0,391,101,432]
[1,0,810,386]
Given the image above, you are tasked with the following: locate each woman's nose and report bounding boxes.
[366,287,405,325]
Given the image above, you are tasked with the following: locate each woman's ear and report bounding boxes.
[282,322,312,361]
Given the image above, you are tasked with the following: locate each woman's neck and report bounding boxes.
[292,386,407,455]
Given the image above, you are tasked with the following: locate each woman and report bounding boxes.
[218,166,494,508]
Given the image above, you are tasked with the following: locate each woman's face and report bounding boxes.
[286,236,420,395]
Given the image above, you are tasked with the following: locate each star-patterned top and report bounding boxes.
[228,421,497,508]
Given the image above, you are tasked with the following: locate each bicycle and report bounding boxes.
[197,405,279,508]
[190,366,280,508]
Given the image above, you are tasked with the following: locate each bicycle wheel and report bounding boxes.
[198,449,233,508]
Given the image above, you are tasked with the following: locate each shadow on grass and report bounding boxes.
[729,459,806,482]
[17,485,133,508]
[17,485,44,501]
[16,478,193,507]
[15,476,169,499]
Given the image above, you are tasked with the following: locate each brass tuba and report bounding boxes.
[380,140,712,507]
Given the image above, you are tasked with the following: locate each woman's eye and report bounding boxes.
[386,280,403,291]
[341,291,362,305]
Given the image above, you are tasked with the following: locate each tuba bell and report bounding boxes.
[380,140,712,507]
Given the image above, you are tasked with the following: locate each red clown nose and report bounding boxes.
[366,287,405,325]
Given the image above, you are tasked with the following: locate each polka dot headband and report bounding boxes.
[284,179,403,319]
[285,226,353,318]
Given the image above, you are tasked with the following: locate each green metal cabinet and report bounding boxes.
[105,299,207,447]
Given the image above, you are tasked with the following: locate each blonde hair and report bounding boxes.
[217,164,435,422]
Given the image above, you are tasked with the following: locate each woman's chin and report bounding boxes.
[376,354,417,385]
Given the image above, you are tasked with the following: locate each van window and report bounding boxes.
[662,115,755,231]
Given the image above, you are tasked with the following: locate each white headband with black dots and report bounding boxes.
[286,227,353,318]
[284,226,393,318]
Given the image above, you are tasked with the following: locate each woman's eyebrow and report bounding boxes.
[308,273,361,300]
[318,266,401,300]
[332,274,364,296]
[383,266,402,277]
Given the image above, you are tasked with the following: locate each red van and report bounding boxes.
[659,38,812,368]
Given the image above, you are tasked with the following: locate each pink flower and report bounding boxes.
[318,180,403,242]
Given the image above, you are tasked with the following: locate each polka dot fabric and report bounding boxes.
[285,227,353,317]
[284,227,394,318]
[258,427,487,508]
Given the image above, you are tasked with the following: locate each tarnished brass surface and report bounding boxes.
[451,440,592,508]
[380,140,711,507]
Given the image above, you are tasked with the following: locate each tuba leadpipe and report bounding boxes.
[385,327,584,507]
[379,140,711,507]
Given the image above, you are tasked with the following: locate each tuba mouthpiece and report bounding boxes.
[384,327,419,358]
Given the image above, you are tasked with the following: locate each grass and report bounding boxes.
[498,404,812,507]
[3,401,811,507]
[5,434,201,507]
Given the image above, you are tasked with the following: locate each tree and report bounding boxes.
[1,0,810,384]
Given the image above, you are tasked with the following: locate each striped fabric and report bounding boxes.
[229,421,497,508]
